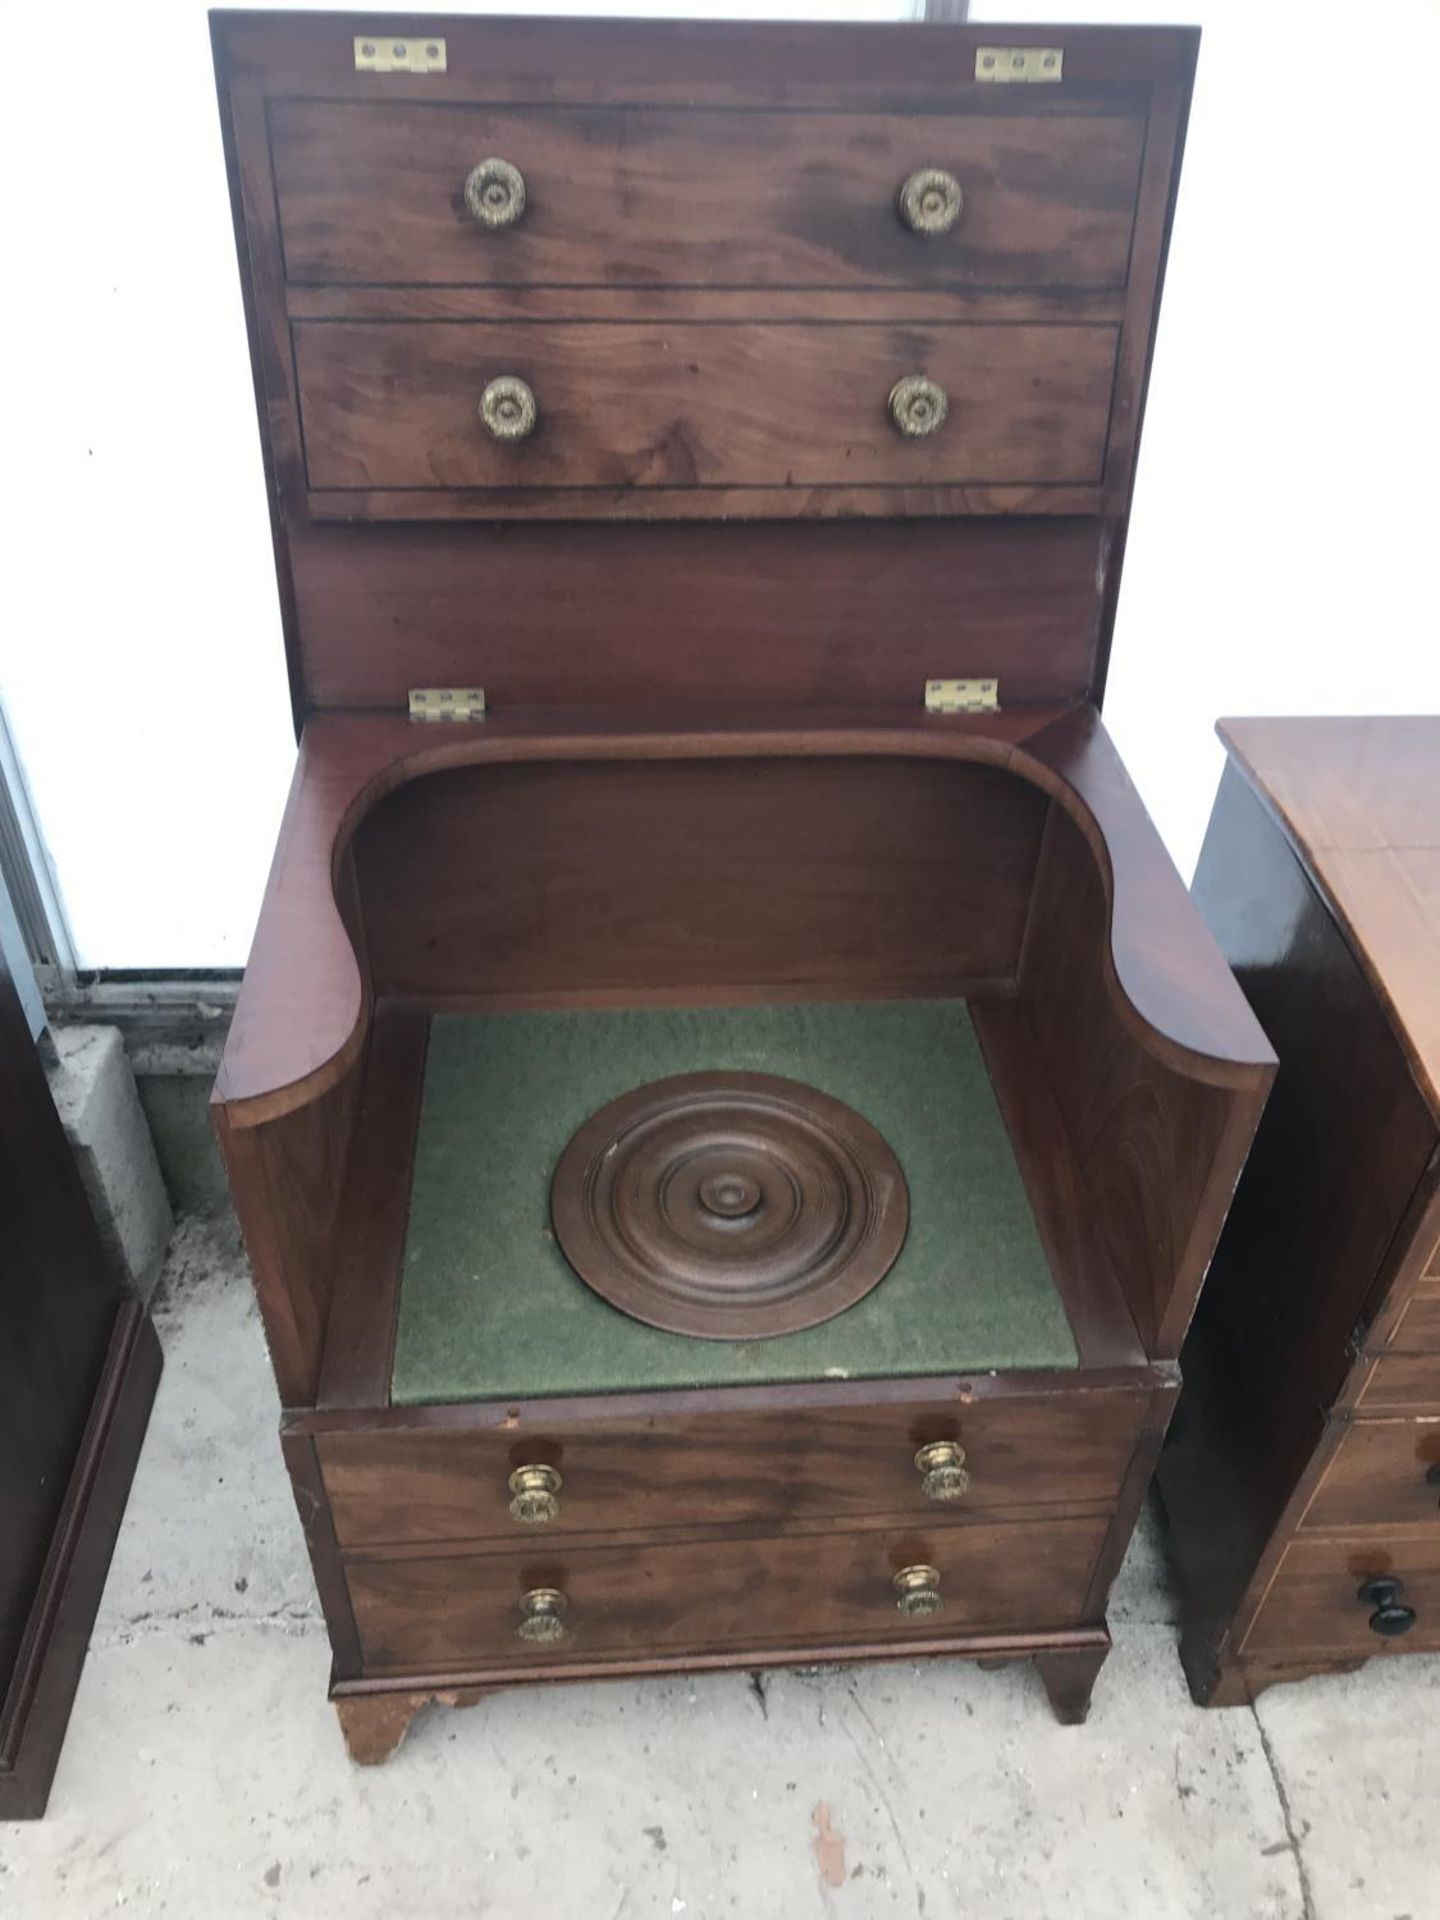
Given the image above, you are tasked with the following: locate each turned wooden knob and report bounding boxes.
[508,1463,562,1525]
[480,375,537,442]
[465,157,526,229]
[914,1440,970,1503]
[516,1587,569,1644]
[888,375,948,439]
[898,168,963,236]
[893,1565,943,1619]
[1357,1575,1417,1638]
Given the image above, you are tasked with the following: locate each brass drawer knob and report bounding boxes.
[516,1587,569,1645]
[508,1463,562,1525]
[888,375,948,440]
[893,1565,943,1620]
[480,375,537,442]
[465,157,526,229]
[914,1440,970,1503]
[898,168,963,236]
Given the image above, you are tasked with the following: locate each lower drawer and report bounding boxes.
[1301,1419,1440,1530]
[1243,1533,1440,1658]
[294,319,1116,495]
[1385,1279,1440,1353]
[1355,1351,1440,1413]
[346,1514,1109,1674]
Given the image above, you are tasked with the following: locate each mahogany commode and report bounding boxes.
[1158,718,1440,1706]
[209,13,1274,1763]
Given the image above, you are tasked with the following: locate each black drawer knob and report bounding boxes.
[1357,1575,1418,1638]
[1426,1461,1440,1490]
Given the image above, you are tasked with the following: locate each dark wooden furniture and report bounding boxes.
[1159,718,1440,1705]
[210,13,1274,1763]
[0,953,161,1818]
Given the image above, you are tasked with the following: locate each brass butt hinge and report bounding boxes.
[355,35,446,74]
[924,678,999,716]
[975,47,1063,84]
[408,688,487,723]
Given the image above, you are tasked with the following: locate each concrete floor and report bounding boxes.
[3,1219,1437,1919]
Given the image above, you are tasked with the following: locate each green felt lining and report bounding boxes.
[392,1000,1076,1405]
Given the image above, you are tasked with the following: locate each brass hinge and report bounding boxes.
[408,687,487,723]
[975,46,1063,84]
[925,678,999,715]
[354,35,447,75]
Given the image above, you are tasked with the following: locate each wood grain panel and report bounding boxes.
[1390,1281,1440,1351]
[1355,1354,1440,1415]
[271,102,1144,292]
[316,1386,1147,1547]
[294,319,1117,494]
[1243,1532,1440,1658]
[214,1053,367,1406]
[351,755,1048,1005]
[1300,1420,1440,1532]
[1218,717,1440,1123]
[346,1514,1109,1671]
[291,518,1108,714]
[1190,765,1438,1404]
[1018,803,1256,1358]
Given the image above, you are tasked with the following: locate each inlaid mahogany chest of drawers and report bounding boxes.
[209,13,1275,1763]
[1158,718,1440,1705]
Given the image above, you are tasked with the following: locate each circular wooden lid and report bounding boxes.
[550,1071,909,1339]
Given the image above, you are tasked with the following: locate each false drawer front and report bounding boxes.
[1243,1533,1440,1658]
[314,1387,1147,1549]
[1300,1419,1440,1530]
[294,319,1117,495]
[270,102,1145,292]
[345,1513,1110,1673]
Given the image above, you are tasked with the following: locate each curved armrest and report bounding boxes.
[1017,706,1275,1090]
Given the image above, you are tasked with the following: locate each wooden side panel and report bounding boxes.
[214,1053,367,1407]
[352,755,1049,1005]
[1018,804,1255,1358]
[1189,766,1437,1403]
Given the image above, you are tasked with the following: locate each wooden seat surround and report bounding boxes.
[209,14,1275,1761]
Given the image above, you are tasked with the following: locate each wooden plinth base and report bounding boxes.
[333,1639,1112,1765]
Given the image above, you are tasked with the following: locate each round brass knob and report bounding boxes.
[888,375,948,440]
[898,168,963,237]
[480,375,537,442]
[464,157,526,229]
[508,1464,562,1525]
[516,1587,569,1645]
[914,1440,970,1504]
[893,1565,943,1620]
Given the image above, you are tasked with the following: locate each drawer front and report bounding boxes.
[271,102,1145,291]
[346,1514,1109,1673]
[315,1388,1147,1549]
[1301,1419,1440,1531]
[1387,1280,1440,1352]
[1356,1351,1440,1413]
[295,319,1117,494]
[1243,1533,1440,1658]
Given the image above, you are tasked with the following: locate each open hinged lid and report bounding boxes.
[212,12,1198,732]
